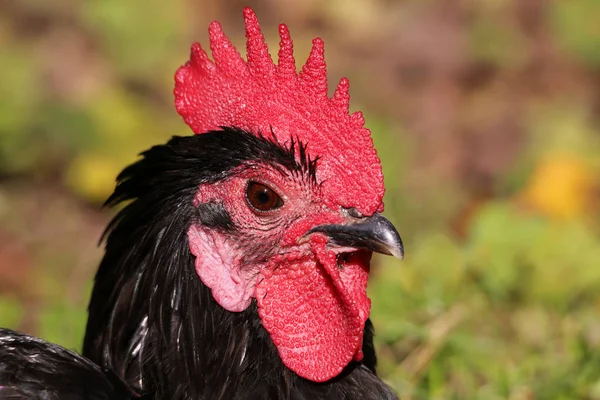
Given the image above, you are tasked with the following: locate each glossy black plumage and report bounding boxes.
[83,128,398,399]
[0,328,144,400]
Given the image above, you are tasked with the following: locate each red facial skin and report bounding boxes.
[187,163,374,382]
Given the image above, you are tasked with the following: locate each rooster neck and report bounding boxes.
[83,128,396,399]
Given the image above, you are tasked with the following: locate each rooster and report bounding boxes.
[82,7,403,400]
[0,7,402,400]
[0,328,146,399]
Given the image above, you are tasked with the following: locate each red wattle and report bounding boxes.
[255,242,371,382]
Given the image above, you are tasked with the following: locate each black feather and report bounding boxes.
[0,328,146,400]
[83,127,398,399]
[196,201,235,232]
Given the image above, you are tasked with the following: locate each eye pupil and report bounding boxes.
[246,182,283,212]
[258,191,270,204]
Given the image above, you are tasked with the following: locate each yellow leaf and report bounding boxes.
[520,153,595,220]
[66,154,123,203]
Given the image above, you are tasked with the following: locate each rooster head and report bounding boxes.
[173,8,403,383]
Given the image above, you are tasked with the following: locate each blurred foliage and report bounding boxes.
[370,203,600,399]
[551,0,600,67]
[1,0,600,398]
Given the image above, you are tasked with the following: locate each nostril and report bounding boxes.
[345,207,363,218]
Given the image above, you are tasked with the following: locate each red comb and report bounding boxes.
[174,7,384,215]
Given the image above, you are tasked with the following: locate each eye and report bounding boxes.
[245,181,283,212]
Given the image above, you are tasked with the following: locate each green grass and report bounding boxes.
[369,202,600,398]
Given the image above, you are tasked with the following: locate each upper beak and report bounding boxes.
[307,213,404,259]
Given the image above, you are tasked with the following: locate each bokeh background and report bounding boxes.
[1,0,599,398]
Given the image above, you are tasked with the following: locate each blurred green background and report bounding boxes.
[1,0,599,398]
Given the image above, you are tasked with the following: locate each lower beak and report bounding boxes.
[308,213,404,259]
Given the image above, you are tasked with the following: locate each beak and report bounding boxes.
[308,213,404,259]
